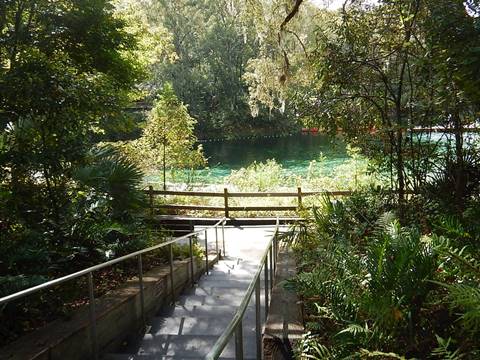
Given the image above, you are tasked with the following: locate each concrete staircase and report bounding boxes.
[105,255,266,360]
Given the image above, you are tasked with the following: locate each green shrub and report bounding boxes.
[290,190,480,359]
[226,159,288,191]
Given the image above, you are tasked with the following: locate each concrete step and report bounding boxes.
[205,269,255,277]
[105,354,254,360]
[181,285,258,297]
[137,334,257,358]
[204,269,266,280]
[193,262,260,282]
[196,278,253,288]
[149,316,258,336]
[159,304,247,318]
[209,264,261,273]
[177,294,263,308]
[212,259,260,269]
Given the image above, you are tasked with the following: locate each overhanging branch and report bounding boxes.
[280,0,304,31]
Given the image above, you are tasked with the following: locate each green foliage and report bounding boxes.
[291,190,480,359]
[118,83,206,185]
[223,153,379,193]
[431,336,465,360]
[113,0,177,71]
[143,83,205,169]
[296,332,335,359]
[246,0,480,214]
[0,275,49,299]
[0,0,142,223]
[444,284,480,333]
[433,238,480,337]
[304,147,378,191]
[0,0,152,332]
[113,0,296,138]
[226,160,286,191]
[75,145,146,219]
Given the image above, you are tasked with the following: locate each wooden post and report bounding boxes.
[224,188,229,218]
[148,186,154,216]
[297,187,302,209]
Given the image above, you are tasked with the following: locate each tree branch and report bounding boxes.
[280,0,304,31]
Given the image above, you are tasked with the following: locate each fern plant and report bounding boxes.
[433,237,480,337]
[431,336,465,360]
[289,189,480,359]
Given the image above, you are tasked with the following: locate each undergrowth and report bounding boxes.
[287,190,480,359]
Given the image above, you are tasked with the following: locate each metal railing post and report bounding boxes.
[189,236,194,286]
[273,232,277,273]
[204,229,209,275]
[269,245,274,292]
[255,277,262,360]
[148,185,154,216]
[264,258,269,319]
[222,220,226,256]
[276,230,279,263]
[169,244,175,302]
[138,254,145,327]
[215,225,219,257]
[235,320,244,359]
[87,272,99,360]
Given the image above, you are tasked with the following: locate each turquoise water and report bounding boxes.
[143,131,479,186]
[145,133,350,184]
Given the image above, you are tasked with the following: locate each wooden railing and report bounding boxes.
[144,187,353,217]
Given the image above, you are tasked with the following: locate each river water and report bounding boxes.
[143,131,478,187]
[201,133,348,179]
[143,133,350,185]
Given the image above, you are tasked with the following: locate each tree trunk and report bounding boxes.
[396,128,405,221]
[452,110,465,212]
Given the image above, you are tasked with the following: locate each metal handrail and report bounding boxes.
[205,217,280,360]
[0,217,226,305]
[0,217,227,360]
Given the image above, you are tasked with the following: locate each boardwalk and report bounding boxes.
[105,225,280,360]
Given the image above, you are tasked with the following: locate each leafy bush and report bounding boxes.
[289,190,480,359]
[226,159,287,191]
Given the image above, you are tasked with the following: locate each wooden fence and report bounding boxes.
[144,187,353,217]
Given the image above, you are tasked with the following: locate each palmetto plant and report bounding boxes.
[433,236,480,337]
[290,193,440,359]
[74,145,146,220]
[364,215,437,330]
[62,145,149,262]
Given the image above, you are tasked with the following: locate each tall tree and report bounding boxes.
[245,0,480,215]
[120,0,295,138]
[119,83,206,190]
[0,0,140,229]
[424,0,480,210]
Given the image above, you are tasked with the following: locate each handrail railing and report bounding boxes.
[0,217,227,360]
[205,218,280,360]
